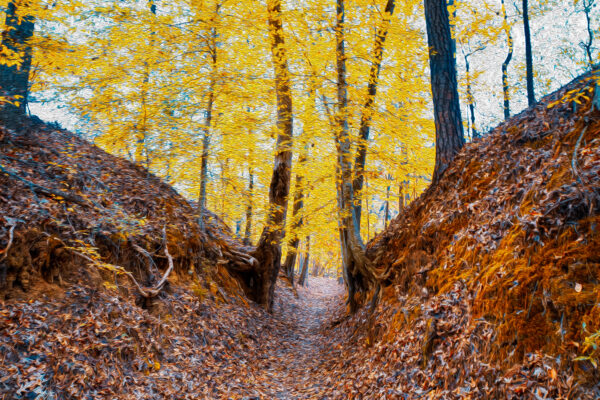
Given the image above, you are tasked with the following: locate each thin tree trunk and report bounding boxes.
[384,180,390,228]
[582,0,595,66]
[501,0,513,121]
[135,1,157,168]
[424,0,465,183]
[464,54,477,139]
[244,164,254,245]
[298,236,310,286]
[0,1,35,128]
[198,8,219,231]
[522,0,535,107]
[282,156,306,284]
[352,0,396,229]
[252,0,294,311]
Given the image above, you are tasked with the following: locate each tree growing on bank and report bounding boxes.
[0,1,35,128]
[251,0,294,310]
[424,0,464,182]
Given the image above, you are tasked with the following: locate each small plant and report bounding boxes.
[575,322,600,368]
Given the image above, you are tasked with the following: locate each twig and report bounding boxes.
[0,163,91,208]
[0,219,17,261]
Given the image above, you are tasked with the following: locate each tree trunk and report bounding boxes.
[252,0,294,311]
[243,164,254,245]
[198,8,219,231]
[464,54,477,139]
[582,0,595,66]
[352,0,396,228]
[522,0,535,107]
[424,0,465,183]
[334,0,375,313]
[500,0,514,121]
[298,236,310,286]
[0,1,35,128]
[135,2,157,168]
[282,168,305,284]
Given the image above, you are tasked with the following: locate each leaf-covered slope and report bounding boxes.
[0,119,241,300]
[345,70,600,396]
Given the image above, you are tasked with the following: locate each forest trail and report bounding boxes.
[250,277,345,399]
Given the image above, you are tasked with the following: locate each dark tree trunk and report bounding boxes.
[352,0,396,228]
[0,1,35,128]
[464,54,477,139]
[252,0,294,311]
[298,236,310,287]
[243,165,254,245]
[424,0,465,183]
[282,136,309,283]
[522,0,535,107]
[582,0,595,66]
[198,12,219,231]
[501,0,513,120]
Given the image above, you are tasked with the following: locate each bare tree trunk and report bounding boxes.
[244,164,254,245]
[252,0,294,311]
[298,236,310,286]
[501,0,513,121]
[424,0,465,183]
[352,0,396,228]
[384,176,391,228]
[582,0,595,67]
[334,0,375,313]
[0,1,35,128]
[522,0,535,107]
[464,53,477,139]
[135,1,157,168]
[282,157,306,284]
[198,6,219,231]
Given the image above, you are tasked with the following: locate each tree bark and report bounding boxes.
[0,1,35,128]
[243,164,254,245]
[252,0,294,311]
[582,0,595,67]
[464,54,477,139]
[298,236,310,286]
[424,0,465,183]
[198,5,219,231]
[522,0,535,107]
[334,0,375,313]
[501,0,513,120]
[352,0,396,229]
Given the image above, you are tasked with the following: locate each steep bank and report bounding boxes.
[324,70,600,398]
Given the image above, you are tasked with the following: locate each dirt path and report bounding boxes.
[248,276,345,399]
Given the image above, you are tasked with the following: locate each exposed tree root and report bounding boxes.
[0,218,17,262]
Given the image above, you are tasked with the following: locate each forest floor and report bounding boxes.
[245,277,346,399]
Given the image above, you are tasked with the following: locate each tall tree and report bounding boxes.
[0,1,35,128]
[251,0,294,310]
[522,0,535,106]
[352,0,396,231]
[198,2,221,231]
[334,0,376,312]
[501,0,513,120]
[424,0,464,182]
